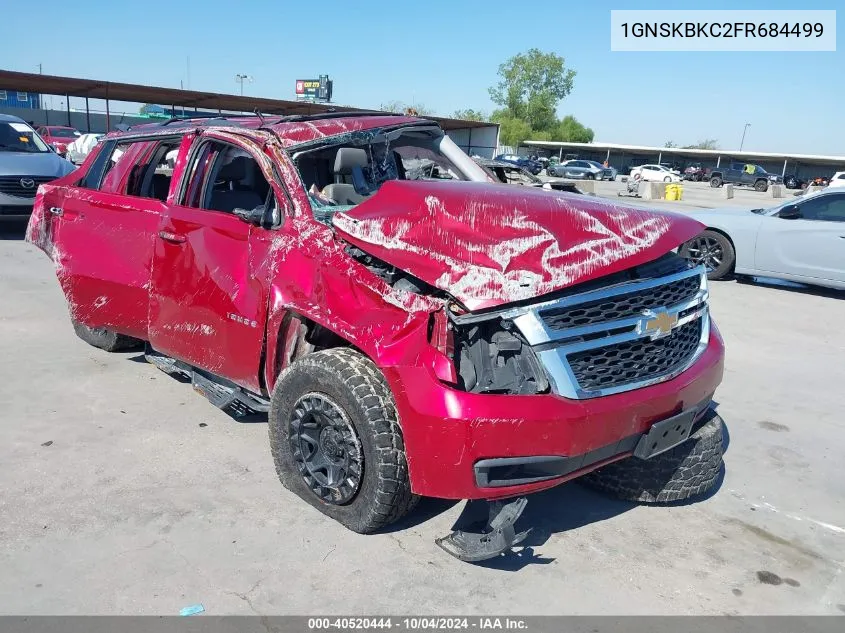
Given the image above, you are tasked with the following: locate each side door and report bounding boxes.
[48,136,180,340]
[148,132,280,392]
[755,192,845,284]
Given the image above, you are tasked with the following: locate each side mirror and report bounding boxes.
[778,205,802,220]
[233,205,267,226]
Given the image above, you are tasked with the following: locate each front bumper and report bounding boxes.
[385,324,724,500]
[0,193,35,217]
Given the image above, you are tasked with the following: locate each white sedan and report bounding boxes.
[679,189,845,289]
[631,164,682,183]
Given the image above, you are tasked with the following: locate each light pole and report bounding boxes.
[739,123,751,152]
[234,74,253,96]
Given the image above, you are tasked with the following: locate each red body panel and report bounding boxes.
[26,115,726,503]
[334,180,705,310]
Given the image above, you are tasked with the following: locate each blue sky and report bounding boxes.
[1,0,842,154]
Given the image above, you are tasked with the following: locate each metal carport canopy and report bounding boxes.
[522,140,845,168]
[0,69,492,132]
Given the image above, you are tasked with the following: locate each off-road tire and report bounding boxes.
[580,411,724,504]
[72,321,143,352]
[754,179,769,192]
[268,348,417,533]
[709,176,723,188]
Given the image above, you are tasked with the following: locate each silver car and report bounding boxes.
[547,159,613,180]
[679,189,845,290]
[0,114,76,218]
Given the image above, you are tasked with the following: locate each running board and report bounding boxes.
[435,497,531,562]
[145,347,270,417]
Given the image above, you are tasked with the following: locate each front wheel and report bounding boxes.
[268,348,417,534]
[679,229,735,280]
[663,176,672,183]
[586,173,595,180]
[754,180,768,192]
[709,176,723,188]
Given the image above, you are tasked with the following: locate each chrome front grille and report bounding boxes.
[473,264,711,399]
[540,274,701,331]
[0,176,54,198]
[567,318,703,392]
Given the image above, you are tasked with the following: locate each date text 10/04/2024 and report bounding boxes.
[308,618,529,630]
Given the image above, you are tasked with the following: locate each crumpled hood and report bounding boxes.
[332,180,704,311]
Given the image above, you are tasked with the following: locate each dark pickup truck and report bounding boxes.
[709,163,780,192]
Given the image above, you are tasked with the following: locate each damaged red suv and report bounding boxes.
[27,113,724,561]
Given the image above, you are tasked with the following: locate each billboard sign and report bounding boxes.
[295,75,333,102]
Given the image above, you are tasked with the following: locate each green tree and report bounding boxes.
[664,141,678,148]
[452,108,486,121]
[489,48,576,132]
[684,139,719,149]
[379,100,433,116]
[490,112,533,147]
[552,115,594,143]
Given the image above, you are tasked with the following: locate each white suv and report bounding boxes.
[828,171,845,188]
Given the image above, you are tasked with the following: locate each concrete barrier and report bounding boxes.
[640,182,664,200]
[771,184,783,198]
[575,180,595,194]
[724,184,734,199]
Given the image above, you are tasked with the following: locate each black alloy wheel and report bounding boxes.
[289,393,363,505]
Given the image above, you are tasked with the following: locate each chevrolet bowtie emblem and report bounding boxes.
[641,308,678,340]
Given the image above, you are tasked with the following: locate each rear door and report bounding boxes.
[148,131,281,391]
[48,135,182,340]
[755,192,845,284]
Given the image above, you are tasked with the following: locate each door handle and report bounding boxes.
[158,231,187,244]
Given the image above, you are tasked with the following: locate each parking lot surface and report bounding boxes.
[1,217,843,615]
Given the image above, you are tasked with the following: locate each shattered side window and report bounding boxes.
[99,141,156,195]
[292,127,470,220]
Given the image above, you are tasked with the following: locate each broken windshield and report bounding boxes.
[291,125,487,221]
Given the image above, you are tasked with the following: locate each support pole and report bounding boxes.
[105,97,110,133]
[66,95,71,126]
[716,156,721,168]
[782,158,788,177]
[85,96,91,133]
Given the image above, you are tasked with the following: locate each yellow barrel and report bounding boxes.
[664,183,683,200]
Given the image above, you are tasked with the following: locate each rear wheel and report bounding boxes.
[268,348,417,533]
[679,229,735,280]
[709,176,723,188]
[580,411,724,504]
[72,321,143,352]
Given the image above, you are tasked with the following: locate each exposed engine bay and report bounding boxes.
[346,245,549,396]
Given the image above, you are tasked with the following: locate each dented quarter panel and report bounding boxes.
[334,180,705,311]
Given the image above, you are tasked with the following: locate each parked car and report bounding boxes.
[587,160,618,181]
[708,163,776,192]
[35,126,81,156]
[659,162,682,175]
[630,164,682,183]
[493,153,543,175]
[27,112,725,561]
[547,159,613,180]
[473,157,585,194]
[679,189,845,288]
[783,174,807,190]
[65,133,104,164]
[683,163,709,182]
[0,114,76,218]
[828,171,845,188]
